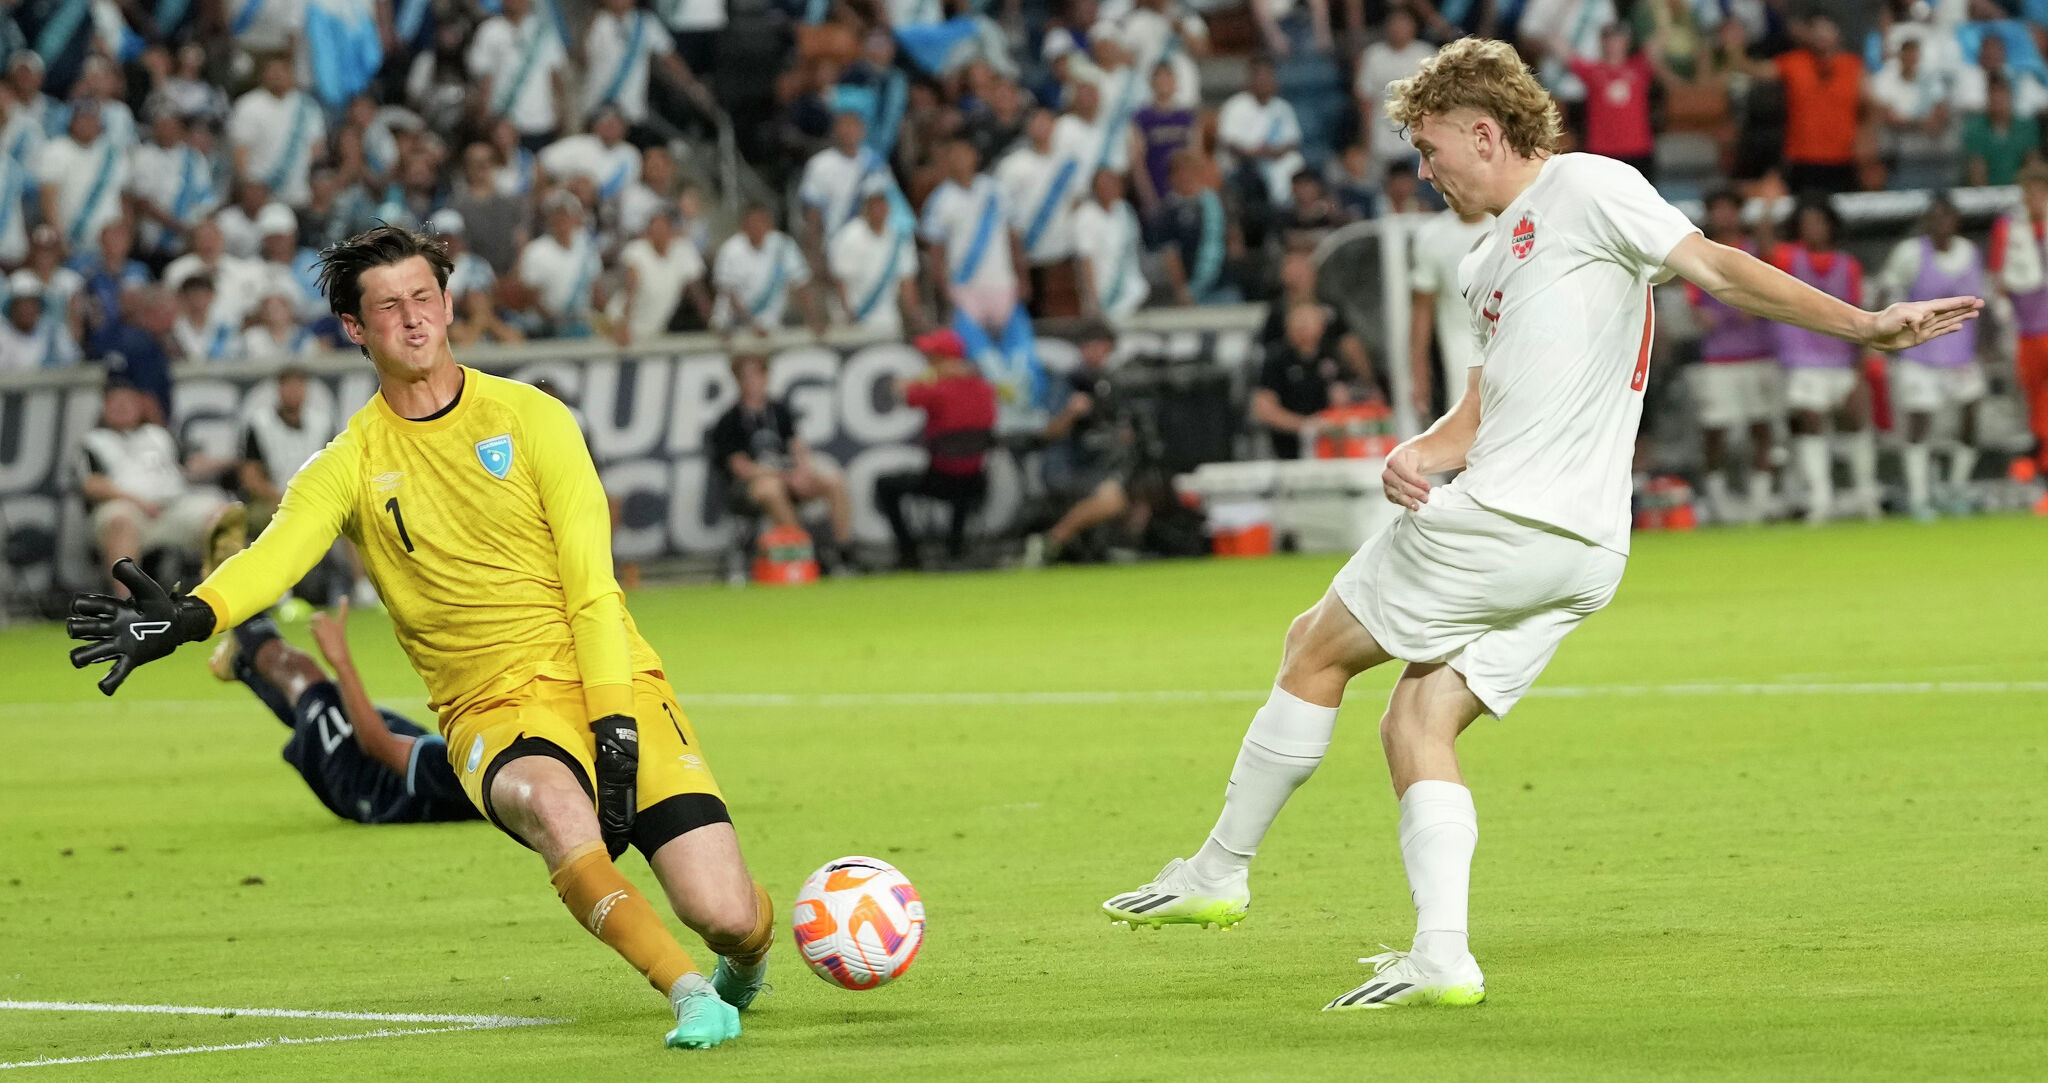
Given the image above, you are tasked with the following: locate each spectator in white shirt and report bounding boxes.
[126,110,219,262]
[252,203,323,321]
[15,227,85,366]
[799,111,896,266]
[515,190,605,337]
[430,209,525,348]
[164,219,266,331]
[1518,0,1617,102]
[619,145,677,238]
[1071,168,1149,323]
[713,203,823,337]
[582,0,714,138]
[77,378,229,593]
[241,294,320,362]
[173,274,245,362]
[610,209,709,344]
[469,0,572,147]
[1354,8,1434,171]
[1954,32,2048,118]
[0,95,33,267]
[4,53,53,153]
[215,180,287,260]
[998,107,1084,312]
[1868,37,1960,189]
[1056,63,1136,180]
[1217,58,1304,209]
[1115,0,1208,110]
[538,105,641,202]
[919,138,1029,333]
[0,272,60,370]
[62,57,138,150]
[228,56,327,206]
[830,186,923,338]
[36,102,128,255]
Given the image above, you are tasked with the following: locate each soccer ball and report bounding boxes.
[790,856,926,990]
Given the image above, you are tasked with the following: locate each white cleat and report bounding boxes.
[1102,858,1250,929]
[1322,946,1487,1010]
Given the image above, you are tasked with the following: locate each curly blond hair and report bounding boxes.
[1385,37,1563,157]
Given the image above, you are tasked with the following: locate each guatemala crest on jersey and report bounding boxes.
[475,434,513,479]
[1511,214,1537,260]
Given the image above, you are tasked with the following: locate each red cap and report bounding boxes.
[914,328,967,360]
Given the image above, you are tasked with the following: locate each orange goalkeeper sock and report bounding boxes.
[550,841,697,995]
[703,881,775,967]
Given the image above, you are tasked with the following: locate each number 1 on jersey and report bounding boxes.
[384,496,415,553]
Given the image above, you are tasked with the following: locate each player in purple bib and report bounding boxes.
[1878,195,1987,518]
[1769,199,1875,523]
[1686,190,1782,521]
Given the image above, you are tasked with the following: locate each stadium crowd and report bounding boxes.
[5,0,2048,583]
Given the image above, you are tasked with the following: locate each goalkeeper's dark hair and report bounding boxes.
[314,224,454,322]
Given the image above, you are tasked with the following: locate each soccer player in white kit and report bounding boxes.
[1100,39,1982,1011]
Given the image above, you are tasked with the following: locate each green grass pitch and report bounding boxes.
[3,516,2045,1080]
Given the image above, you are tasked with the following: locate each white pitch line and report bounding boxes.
[8,680,2048,715]
[0,1023,518,1071]
[0,1000,556,1025]
[0,1001,563,1072]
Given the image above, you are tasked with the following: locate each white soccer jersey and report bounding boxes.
[36,135,128,252]
[829,215,917,335]
[799,145,890,240]
[227,88,325,205]
[468,13,568,136]
[919,176,1015,292]
[1409,210,1494,393]
[712,230,809,330]
[1072,197,1148,320]
[1216,92,1303,205]
[581,7,677,124]
[1454,154,1699,555]
[538,134,640,200]
[995,144,1081,263]
[518,231,603,322]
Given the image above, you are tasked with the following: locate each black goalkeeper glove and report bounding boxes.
[591,714,640,859]
[67,558,217,696]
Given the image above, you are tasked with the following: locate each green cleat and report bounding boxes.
[1102,858,1250,929]
[711,955,770,1011]
[666,979,742,1049]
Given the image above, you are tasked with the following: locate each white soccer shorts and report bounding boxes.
[1783,366,1860,413]
[1331,488,1626,717]
[1690,359,1780,428]
[1889,360,1987,414]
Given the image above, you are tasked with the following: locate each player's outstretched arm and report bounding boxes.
[1663,234,1984,352]
[307,600,417,778]
[1382,365,1482,511]
[67,559,218,695]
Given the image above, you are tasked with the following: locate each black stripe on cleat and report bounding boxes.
[1365,982,1412,1004]
[1125,894,1179,914]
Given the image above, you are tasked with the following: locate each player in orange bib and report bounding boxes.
[67,226,768,1050]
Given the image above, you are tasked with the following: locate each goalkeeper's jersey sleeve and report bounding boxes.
[198,368,660,720]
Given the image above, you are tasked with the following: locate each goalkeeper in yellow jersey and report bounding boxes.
[66,225,769,1050]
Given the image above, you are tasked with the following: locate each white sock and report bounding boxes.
[1399,780,1478,967]
[1795,435,1832,520]
[1189,685,1337,883]
[1702,473,1733,518]
[1846,429,1878,509]
[1948,445,1979,489]
[1742,468,1776,519]
[1902,441,1933,512]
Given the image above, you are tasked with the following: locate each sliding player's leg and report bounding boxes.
[1103,588,1391,928]
[206,613,315,728]
[452,685,738,1051]
[630,674,774,1011]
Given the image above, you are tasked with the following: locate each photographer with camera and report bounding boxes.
[1022,324,1146,567]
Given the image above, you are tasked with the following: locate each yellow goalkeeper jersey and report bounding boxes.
[194,368,659,722]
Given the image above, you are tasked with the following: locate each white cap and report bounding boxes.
[256,203,297,236]
[427,207,466,235]
[6,270,43,299]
